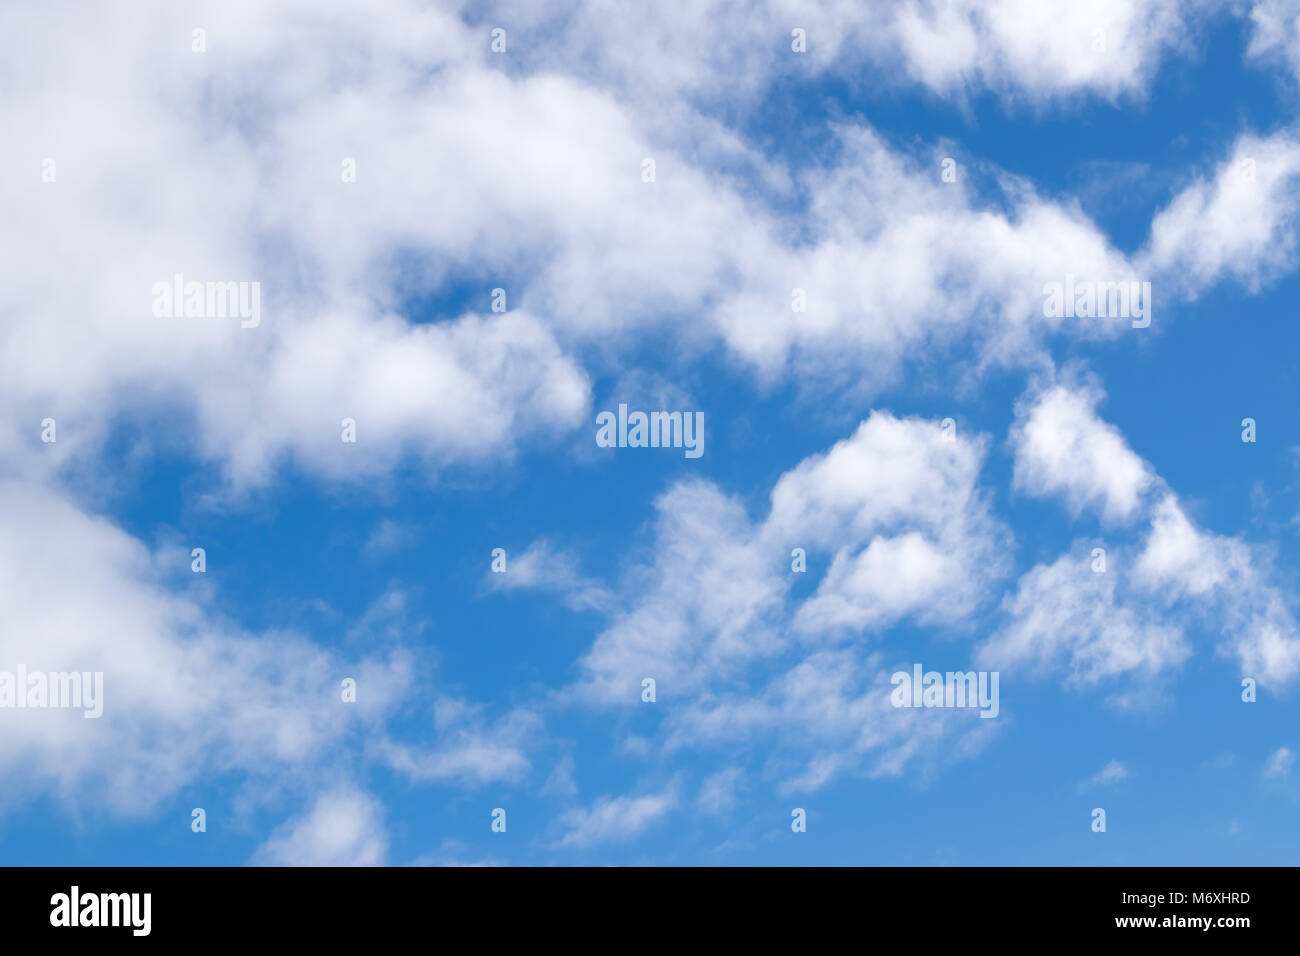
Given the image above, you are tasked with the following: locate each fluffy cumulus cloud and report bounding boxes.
[574,412,1007,791]
[486,0,1202,104]
[7,0,1286,495]
[1135,495,1300,684]
[576,478,789,706]
[578,412,1009,707]
[991,382,1300,689]
[979,545,1191,688]
[1011,382,1155,523]
[709,126,1143,387]
[252,786,388,866]
[569,373,1300,790]
[0,474,542,825]
[886,0,1198,99]
[769,412,1008,636]
[7,0,1300,863]
[2,0,594,488]
[0,480,410,816]
[1140,129,1300,298]
[1247,0,1300,82]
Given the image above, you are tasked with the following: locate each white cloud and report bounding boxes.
[1084,759,1132,788]
[199,309,590,485]
[711,127,1142,387]
[1140,130,1300,298]
[795,533,964,635]
[1263,745,1294,778]
[666,649,1000,792]
[576,479,789,705]
[557,786,679,848]
[772,412,1009,637]
[376,702,541,787]
[1011,383,1154,524]
[1136,495,1300,685]
[1247,0,1300,82]
[767,411,994,550]
[698,767,746,816]
[979,547,1190,685]
[494,0,1200,104]
[363,519,414,559]
[1,1,596,487]
[409,840,502,867]
[485,539,614,612]
[541,754,578,798]
[887,0,1196,100]
[574,412,1008,790]
[0,480,409,816]
[4,0,1296,507]
[1133,495,1249,598]
[1000,387,1300,688]
[7,0,1300,841]
[578,412,1008,699]
[252,786,387,866]
[1,0,1224,499]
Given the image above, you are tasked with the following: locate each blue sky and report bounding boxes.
[4,0,1300,866]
